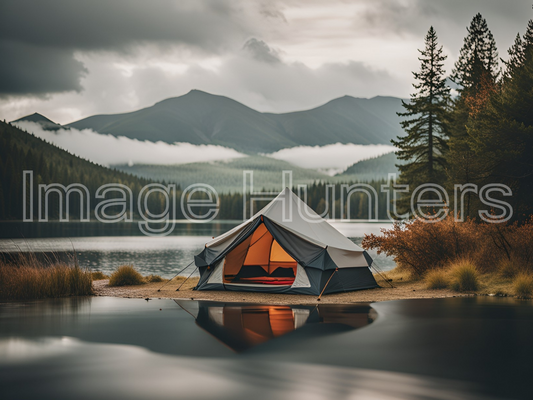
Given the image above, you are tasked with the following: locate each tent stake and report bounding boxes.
[317,268,338,301]
[157,261,194,292]
[176,266,198,291]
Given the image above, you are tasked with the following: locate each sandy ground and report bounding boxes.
[93,276,468,304]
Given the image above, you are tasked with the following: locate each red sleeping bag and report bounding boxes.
[237,277,295,285]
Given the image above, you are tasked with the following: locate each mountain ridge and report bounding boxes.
[15,90,406,153]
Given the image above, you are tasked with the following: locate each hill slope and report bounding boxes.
[113,156,332,193]
[0,121,161,220]
[67,90,404,153]
[338,152,400,181]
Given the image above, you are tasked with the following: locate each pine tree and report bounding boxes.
[446,14,499,218]
[451,13,499,88]
[524,19,533,48]
[392,27,450,211]
[503,33,524,80]
[464,18,533,220]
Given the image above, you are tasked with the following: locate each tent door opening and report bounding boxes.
[223,223,297,286]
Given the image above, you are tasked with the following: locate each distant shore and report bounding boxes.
[92,276,471,304]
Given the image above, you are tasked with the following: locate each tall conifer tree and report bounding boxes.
[466,18,533,219]
[446,13,499,218]
[393,27,450,211]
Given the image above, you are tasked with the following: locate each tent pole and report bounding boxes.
[317,268,338,301]
[176,266,199,291]
[157,261,195,292]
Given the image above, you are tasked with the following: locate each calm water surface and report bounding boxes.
[1,296,532,399]
[0,221,395,277]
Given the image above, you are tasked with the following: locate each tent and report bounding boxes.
[193,188,379,295]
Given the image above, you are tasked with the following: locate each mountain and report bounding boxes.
[266,95,404,146]
[12,113,65,131]
[67,90,405,153]
[338,152,400,181]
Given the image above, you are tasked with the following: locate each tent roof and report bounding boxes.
[207,188,363,253]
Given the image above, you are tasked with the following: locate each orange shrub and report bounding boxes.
[362,215,533,277]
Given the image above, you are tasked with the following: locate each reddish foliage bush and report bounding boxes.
[362,216,533,277]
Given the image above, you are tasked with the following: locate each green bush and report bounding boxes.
[425,270,449,289]
[450,260,479,292]
[108,265,145,286]
[513,274,533,299]
[145,274,164,283]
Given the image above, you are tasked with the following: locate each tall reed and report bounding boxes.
[0,252,93,300]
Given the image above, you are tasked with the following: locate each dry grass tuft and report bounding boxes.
[108,265,145,286]
[145,274,164,283]
[425,269,449,289]
[91,271,109,280]
[450,259,479,292]
[513,274,533,299]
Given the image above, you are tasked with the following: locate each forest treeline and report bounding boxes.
[0,121,389,221]
[394,14,533,220]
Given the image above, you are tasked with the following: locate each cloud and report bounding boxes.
[356,0,530,43]
[1,0,531,119]
[266,143,396,175]
[13,121,246,167]
[242,38,282,64]
[0,0,255,96]
[0,41,87,96]
[0,0,251,51]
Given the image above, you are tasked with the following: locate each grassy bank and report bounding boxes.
[364,216,533,298]
[384,264,525,297]
[0,254,93,300]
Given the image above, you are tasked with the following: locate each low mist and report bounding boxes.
[266,143,395,175]
[14,122,247,167]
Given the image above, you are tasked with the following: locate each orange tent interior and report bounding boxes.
[223,223,297,285]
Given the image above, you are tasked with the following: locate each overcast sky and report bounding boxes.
[1,0,532,124]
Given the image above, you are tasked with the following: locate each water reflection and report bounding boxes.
[0,336,499,400]
[1,297,531,399]
[176,300,376,352]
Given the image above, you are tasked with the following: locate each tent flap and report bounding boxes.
[291,264,311,288]
[263,217,324,265]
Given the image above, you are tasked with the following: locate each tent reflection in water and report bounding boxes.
[194,188,379,295]
[176,300,376,352]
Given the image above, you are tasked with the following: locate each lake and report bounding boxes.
[1,296,532,400]
[0,221,395,278]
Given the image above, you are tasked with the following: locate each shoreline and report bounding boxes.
[92,277,471,304]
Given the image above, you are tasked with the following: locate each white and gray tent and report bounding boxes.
[194,188,378,295]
